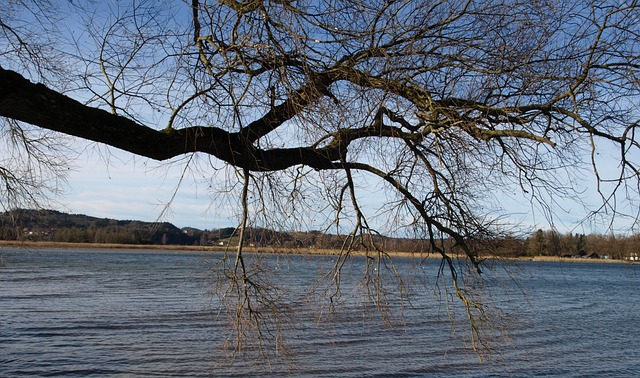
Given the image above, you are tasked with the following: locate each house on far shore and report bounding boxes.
[560,249,592,259]
[560,250,602,259]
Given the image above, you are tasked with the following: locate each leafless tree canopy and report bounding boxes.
[1,0,639,354]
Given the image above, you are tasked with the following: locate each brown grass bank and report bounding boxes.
[2,240,634,264]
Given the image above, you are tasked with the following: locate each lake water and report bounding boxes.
[1,247,639,377]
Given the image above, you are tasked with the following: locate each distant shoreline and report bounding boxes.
[0,240,633,263]
[0,240,431,258]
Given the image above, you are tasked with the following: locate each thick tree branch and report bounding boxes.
[0,67,346,171]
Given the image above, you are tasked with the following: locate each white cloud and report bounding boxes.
[55,147,233,230]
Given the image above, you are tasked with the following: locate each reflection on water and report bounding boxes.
[1,248,639,377]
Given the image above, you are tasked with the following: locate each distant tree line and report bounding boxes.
[507,229,640,260]
[1,210,638,260]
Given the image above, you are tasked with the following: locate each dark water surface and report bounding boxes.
[1,248,639,377]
